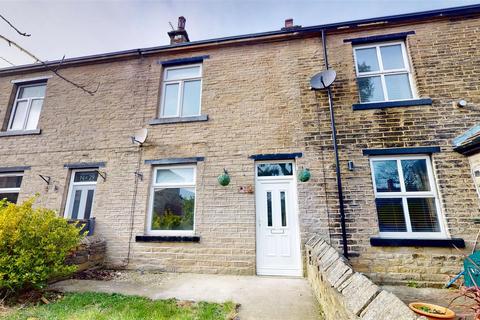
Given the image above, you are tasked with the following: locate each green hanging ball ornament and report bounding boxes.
[218,169,231,186]
[298,168,311,182]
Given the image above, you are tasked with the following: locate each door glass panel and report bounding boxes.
[163,83,179,116]
[0,175,22,188]
[375,198,406,232]
[401,159,430,192]
[372,160,401,192]
[408,197,440,232]
[10,100,28,130]
[74,171,98,183]
[380,44,405,70]
[266,191,272,227]
[151,187,195,230]
[257,163,293,177]
[25,99,43,130]
[0,193,19,203]
[84,189,95,220]
[355,47,380,72]
[18,84,46,98]
[71,190,82,219]
[385,74,412,100]
[280,191,287,227]
[182,80,201,116]
[357,76,384,103]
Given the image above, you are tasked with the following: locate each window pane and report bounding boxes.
[166,66,200,80]
[385,74,412,100]
[0,193,19,203]
[10,100,28,130]
[355,48,379,73]
[162,83,179,117]
[257,163,293,177]
[25,99,43,130]
[408,198,440,232]
[357,76,384,102]
[74,171,98,183]
[18,84,46,98]
[401,159,430,192]
[267,191,272,227]
[372,160,401,192]
[280,191,287,227]
[151,188,195,230]
[156,168,194,184]
[0,175,22,188]
[380,44,405,70]
[182,80,201,116]
[375,198,407,232]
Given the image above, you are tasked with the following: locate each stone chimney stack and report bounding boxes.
[168,16,190,44]
[281,18,301,31]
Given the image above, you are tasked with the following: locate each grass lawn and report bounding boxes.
[3,292,237,320]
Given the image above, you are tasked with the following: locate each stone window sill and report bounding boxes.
[148,115,208,125]
[352,98,432,110]
[0,129,41,137]
[135,235,200,243]
[370,237,465,248]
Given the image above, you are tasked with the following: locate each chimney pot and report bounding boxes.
[178,16,186,30]
[285,18,294,28]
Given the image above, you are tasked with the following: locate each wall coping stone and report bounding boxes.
[305,235,428,320]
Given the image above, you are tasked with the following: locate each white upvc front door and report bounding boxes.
[255,162,302,276]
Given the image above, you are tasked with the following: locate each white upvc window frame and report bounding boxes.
[7,82,46,131]
[160,64,203,118]
[64,169,98,220]
[147,164,197,236]
[369,154,448,239]
[353,40,417,103]
[0,172,23,203]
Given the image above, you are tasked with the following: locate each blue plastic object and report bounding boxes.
[464,251,480,287]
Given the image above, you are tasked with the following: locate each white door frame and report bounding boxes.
[255,160,303,277]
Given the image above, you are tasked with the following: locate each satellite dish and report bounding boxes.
[132,128,148,145]
[310,69,337,90]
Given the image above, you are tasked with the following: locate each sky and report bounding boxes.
[1,0,479,69]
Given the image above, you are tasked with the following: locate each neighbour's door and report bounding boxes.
[255,162,302,276]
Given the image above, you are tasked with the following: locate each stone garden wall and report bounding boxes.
[66,235,106,272]
[306,235,428,320]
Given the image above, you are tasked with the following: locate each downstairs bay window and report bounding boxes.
[148,165,196,235]
[370,155,446,238]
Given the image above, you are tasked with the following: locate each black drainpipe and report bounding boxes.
[321,29,349,258]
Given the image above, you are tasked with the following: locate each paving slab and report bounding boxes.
[51,271,320,320]
[383,285,475,319]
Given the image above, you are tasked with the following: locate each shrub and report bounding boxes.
[0,197,83,296]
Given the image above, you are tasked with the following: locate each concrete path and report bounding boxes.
[51,272,320,320]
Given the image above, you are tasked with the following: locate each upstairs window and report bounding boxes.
[0,173,23,203]
[160,64,202,117]
[354,42,414,103]
[370,155,446,238]
[8,83,46,131]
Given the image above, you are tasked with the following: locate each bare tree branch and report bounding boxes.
[0,34,99,95]
[0,56,14,66]
[0,14,31,37]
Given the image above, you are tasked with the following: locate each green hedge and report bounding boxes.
[0,198,82,296]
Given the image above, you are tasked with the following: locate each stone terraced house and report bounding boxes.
[0,4,479,286]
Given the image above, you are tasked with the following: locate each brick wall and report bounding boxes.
[304,16,480,285]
